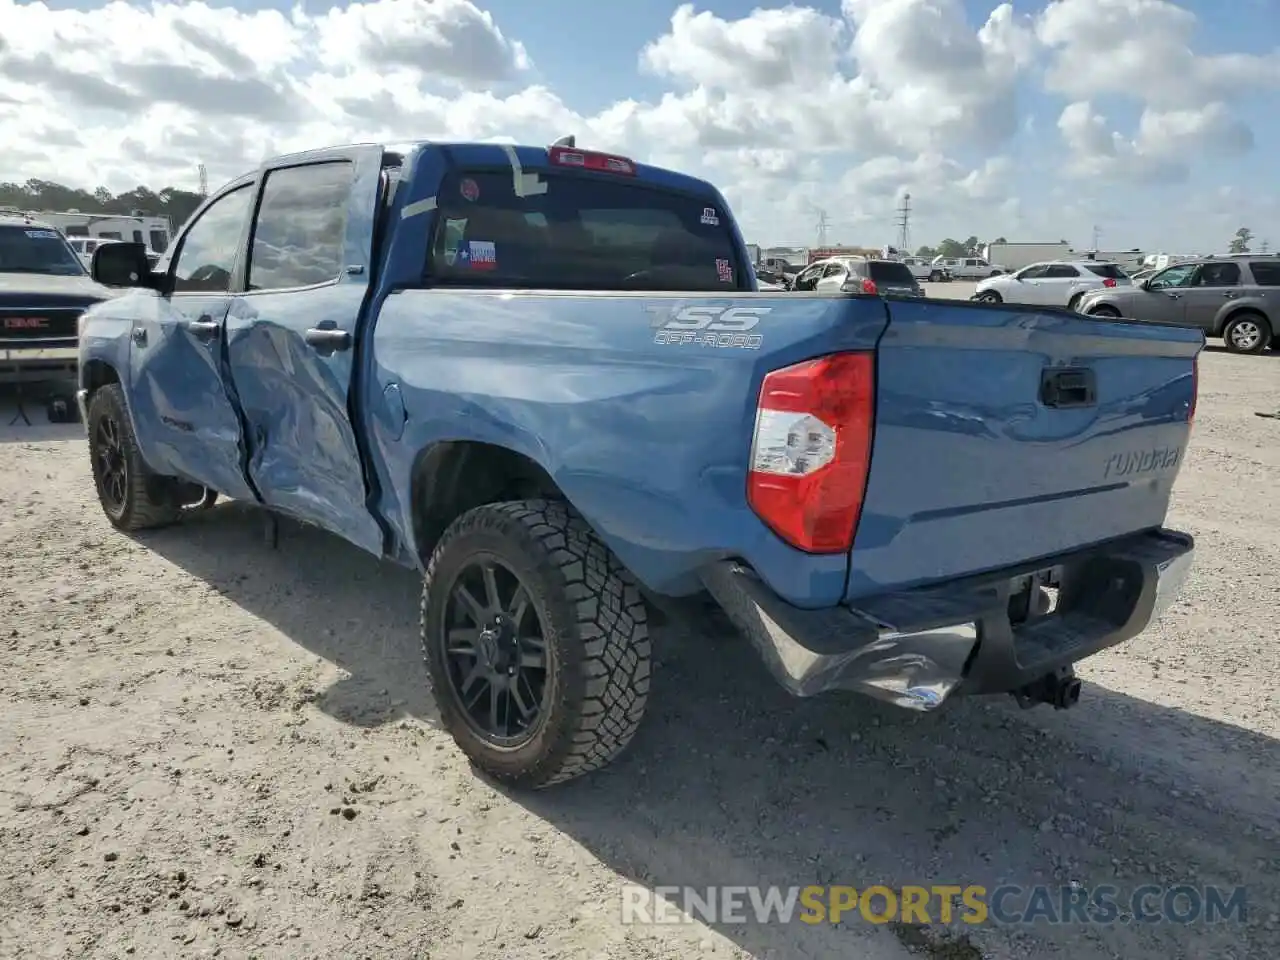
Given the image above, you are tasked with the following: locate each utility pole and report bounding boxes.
[1091,224,1101,251]
[896,192,911,253]
[815,209,830,247]
[197,164,209,197]
[1262,239,1271,255]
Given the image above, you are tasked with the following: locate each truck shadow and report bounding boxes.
[132,501,1280,960]
[132,500,435,729]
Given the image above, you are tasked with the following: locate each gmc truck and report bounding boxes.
[1,214,112,384]
[76,139,1201,789]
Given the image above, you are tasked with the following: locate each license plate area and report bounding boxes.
[1007,566,1064,626]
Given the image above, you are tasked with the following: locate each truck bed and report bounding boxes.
[368,289,1201,612]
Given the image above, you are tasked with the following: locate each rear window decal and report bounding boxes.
[25,230,59,239]
[463,240,497,270]
[700,207,719,227]
[716,258,733,283]
[460,178,480,202]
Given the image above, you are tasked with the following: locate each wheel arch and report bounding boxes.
[1215,306,1270,339]
[81,358,121,400]
[409,440,566,565]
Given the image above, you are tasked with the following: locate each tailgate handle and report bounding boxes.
[1040,368,1096,409]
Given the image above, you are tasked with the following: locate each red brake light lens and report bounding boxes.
[861,277,877,295]
[1103,277,1117,288]
[747,352,876,554]
[548,146,636,175]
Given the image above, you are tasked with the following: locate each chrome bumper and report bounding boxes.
[700,529,1195,711]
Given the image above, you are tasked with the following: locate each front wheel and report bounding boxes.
[928,270,943,282]
[1223,313,1271,355]
[421,500,652,789]
[976,290,1003,304]
[1088,305,1122,319]
[86,385,182,531]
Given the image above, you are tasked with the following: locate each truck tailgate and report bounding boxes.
[846,301,1202,601]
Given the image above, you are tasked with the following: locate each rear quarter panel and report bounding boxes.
[363,290,889,607]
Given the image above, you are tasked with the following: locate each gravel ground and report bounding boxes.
[1,347,1278,960]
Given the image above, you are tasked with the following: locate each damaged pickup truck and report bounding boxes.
[76,139,1201,789]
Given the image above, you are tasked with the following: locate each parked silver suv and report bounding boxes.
[1076,255,1279,354]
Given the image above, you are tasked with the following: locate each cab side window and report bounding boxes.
[247,162,353,292]
[172,185,253,294]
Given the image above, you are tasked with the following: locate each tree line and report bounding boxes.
[0,178,205,228]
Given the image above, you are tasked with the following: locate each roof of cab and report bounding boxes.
[257,140,723,201]
[0,212,59,231]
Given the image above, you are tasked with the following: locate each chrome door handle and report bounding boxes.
[185,315,221,340]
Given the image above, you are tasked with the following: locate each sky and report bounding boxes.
[1,0,1277,253]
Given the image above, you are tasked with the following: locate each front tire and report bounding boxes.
[928,270,943,282]
[976,290,1003,304]
[1088,305,1122,319]
[86,385,182,531]
[421,500,651,789]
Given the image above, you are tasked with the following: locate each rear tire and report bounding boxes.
[86,385,182,531]
[1222,313,1271,355]
[420,499,651,789]
[1067,293,1084,312]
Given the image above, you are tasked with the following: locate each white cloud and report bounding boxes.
[0,0,1274,248]
[1036,0,1279,176]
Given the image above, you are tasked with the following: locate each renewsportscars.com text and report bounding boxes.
[620,884,1247,926]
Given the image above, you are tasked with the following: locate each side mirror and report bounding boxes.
[91,241,156,288]
[1139,279,1151,291]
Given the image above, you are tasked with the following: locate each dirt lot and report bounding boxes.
[2,349,1278,960]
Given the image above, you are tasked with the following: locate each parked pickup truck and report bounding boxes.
[1,213,113,384]
[78,139,1201,789]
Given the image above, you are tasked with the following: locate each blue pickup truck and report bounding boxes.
[76,139,1201,789]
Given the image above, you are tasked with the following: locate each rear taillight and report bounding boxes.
[1188,355,1198,423]
[548,146,636,175]
[747,352,876,554]
[861,277,877,295]
[1103,278,1117,288]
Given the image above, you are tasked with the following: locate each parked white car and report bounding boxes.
[931,255,1007,279]
[971,259,1132,309]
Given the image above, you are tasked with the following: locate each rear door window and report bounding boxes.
[1084,263,1127,280]
[1246,261,1280,286]
[1044,264,1081,278]
[1194,262,1240,287]
[428,170,745,291]
[868,261,916,284]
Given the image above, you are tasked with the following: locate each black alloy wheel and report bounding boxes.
[438,556,551,747]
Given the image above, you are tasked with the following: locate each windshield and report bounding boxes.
[0,225,86,276]
[428,170,747,291]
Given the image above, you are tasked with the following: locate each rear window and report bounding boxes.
[868,260,917,284]
[1085,263,1127,279]
[428,170,745,291]
[1248,261,1280,286]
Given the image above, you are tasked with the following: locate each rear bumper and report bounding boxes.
[700,528,1194,710]
[0,345,78,384]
